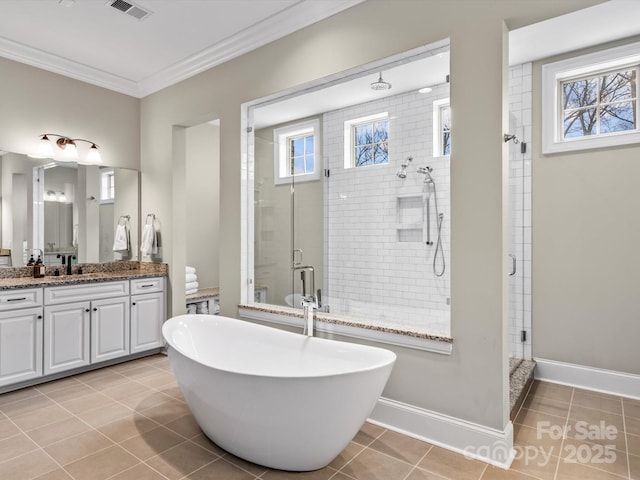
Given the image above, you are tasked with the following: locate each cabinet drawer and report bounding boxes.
[130,277,164,295]
[45,281,129,305]
[0,288,43,311]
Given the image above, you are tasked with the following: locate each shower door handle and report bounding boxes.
[509,254,517,276]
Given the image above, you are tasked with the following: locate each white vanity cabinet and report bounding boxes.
[0,274,166,391]
[45,281,131,370]
[130,277,165,353]
[43,301,90,375]
[91,296,130,363]
[0,288,44,387]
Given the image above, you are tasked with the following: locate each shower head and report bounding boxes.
[396,156,413,179]
[417,165,434,183]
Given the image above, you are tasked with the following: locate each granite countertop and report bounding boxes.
[0,261,167,290]
[238,303,453,344]
[186,287,220,301]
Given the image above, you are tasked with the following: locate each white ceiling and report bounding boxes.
[0,0,639,108]
[0,0,363,98]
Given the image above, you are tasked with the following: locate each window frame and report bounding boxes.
[542,41,640,154]
[343,112,389,169]
[273,119,321,185]
[433,98,451,157]
[100,168,115,204]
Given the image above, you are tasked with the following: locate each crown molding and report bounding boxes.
[0,36,139,97]
[136,0,364,97]
[0,0,364,99]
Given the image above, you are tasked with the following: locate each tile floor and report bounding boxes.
[0,355,638,480]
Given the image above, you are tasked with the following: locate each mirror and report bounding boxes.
[0,151,139,267]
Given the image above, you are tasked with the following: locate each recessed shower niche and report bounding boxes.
[396,195,424,243]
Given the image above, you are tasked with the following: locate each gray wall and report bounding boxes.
[186,122,220,290]
[0,57,140,170]
[532,38,640,375]
[140,0,598,432]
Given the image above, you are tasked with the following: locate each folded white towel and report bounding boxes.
[113,224,129,252]
[185,273,198,283]
[185,288,198,296]
[186,266,196,274]
[140,224,157,257]
[186,281,199,291]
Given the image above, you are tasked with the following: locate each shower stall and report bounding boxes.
[248,45,532,355]
[251,46,452,338]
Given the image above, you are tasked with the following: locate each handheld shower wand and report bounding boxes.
[418,165,445,277]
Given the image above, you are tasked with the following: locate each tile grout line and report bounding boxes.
[333,426,388,478]
[477,462,488,480]
[621,399,631,480]
[552,386,574,480]
[400,445,435,480]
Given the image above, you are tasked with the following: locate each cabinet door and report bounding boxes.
[91,296,130,363]
[130,292,165,353]
[44,302,90,375]
[0,307,43,387]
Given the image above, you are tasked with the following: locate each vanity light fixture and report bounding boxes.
[34,134,102,164]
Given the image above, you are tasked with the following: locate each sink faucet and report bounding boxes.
[292,265,317,336]
[66,255,76,275]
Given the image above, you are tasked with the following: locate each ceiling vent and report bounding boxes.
[107,0,152,21]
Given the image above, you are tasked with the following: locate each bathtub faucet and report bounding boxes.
[293,265,317,336]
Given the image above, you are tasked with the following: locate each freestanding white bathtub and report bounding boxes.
[162,314,396,471]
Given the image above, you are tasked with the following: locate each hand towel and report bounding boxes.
[112,224,130,252]
[185,273,198,283]
[140,223,157,257]
[72,224,78,248]
[186,266,196,275]
[186,281,199,291]
[185,288,198,296]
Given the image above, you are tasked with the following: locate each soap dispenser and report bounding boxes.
[34,255,43,278]
[36,256,45,278]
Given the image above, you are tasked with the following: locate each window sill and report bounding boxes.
[238,304,453,355]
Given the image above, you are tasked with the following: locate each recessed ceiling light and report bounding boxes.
[418,87,433,94]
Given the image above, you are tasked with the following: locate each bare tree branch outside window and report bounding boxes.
[562,68,637,139]
[354,120,389,166]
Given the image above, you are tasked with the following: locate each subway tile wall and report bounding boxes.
[322,84,451,337]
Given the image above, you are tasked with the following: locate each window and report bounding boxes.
[273,119,320,184]
[100,168,115,203]
[343,113,389,168]
[542,41,640,153]
[562,69,636,139]
[433,98,451,157]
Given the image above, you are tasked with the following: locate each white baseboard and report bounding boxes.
[534,358,640,400]
[369,397,514,469]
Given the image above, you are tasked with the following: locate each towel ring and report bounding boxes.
[146,213,156,225]
[118,215,130,226]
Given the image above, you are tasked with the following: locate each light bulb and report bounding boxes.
[87,144,102,164]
